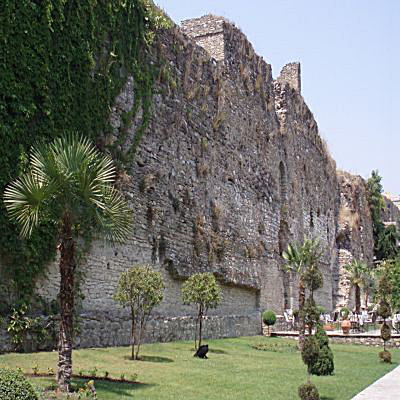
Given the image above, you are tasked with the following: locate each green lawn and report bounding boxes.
[0,336,398,399]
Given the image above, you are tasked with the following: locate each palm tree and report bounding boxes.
[344,259,368,313]
[283,238,323,350]
[4,135,132,392]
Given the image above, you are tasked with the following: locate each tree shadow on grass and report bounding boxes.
[37,379,157,398]
[208,348,228,355]
[320,396,335,400]
[92,380,157,397]
[123,355,174,363]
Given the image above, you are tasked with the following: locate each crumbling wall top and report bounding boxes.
[181,15,227,61]
[277,62,301,93]
[181,15,226,37]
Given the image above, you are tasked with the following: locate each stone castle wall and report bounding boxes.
[0,14,384,350]
[336,171,374,310]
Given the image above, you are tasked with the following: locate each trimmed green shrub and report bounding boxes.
[381,322,391,342]
[341,307,350,319]
[310,324,334,376]
[262,310,277,335]
[314,324,329,347]
[378,350,392,363]
[301,336,320,373]
[0,368,38,400]
[310,345,334,376]
[298,382,320,400]
[262,310,277,326]
[378,302,391,319]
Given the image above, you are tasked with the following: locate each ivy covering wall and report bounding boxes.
[0,0,170,309]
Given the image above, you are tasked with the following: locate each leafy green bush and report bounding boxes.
[341,307,350,319]
[301,336,320,373]
[378,350,392,363]
[262,310,276,327]
[302,299,320,331]
[310,345,334,376]
[310,324,334,376]
[0,368,38,400]
[314,324,329,347]
[381,323,391,342]
[298,382,320,400]
[378,302,391,319]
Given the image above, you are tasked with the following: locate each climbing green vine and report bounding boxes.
[0,0,171,311]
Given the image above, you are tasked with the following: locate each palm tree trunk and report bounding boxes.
[57,221,75,392]
[355,285,361,313]
[298,278,306,351]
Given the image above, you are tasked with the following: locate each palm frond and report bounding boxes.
[3,172,53,237]
[4,133,132,243]
[93,185,133,243]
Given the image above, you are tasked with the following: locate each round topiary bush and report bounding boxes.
[301,336,320,372]
[0,368,38,400]
[378,350,392,364]
[381,322,392,342]
[315,324,329,347]
[310,345,334,376]
[262,310,276,326]
[341,307,350,320]
[298,382,320,400]
[310,324,334,376]
[262,310,276,335]
[378,302,391,319]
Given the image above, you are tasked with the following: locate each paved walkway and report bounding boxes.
[351,365,400,399]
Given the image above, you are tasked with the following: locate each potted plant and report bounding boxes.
[340,307,351,334]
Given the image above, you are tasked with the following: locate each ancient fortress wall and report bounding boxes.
[3,15,383,350]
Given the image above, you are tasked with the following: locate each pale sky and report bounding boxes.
[154,1,399,195]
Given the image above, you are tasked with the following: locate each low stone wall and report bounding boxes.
[328,335,400,349]
[273,332,400,349]
[75,311,261,348]
[0,312,261,353]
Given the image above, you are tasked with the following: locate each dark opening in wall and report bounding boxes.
[310,210,314,230]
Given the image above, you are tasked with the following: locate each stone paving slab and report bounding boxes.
[351,365,400,399]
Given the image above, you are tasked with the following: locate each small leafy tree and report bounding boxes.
[182,273,222,349]
[113,266,164,360]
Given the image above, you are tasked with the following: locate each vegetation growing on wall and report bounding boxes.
[366,170,399,261]
[0,0,171,308]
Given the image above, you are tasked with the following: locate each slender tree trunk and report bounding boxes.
[198,306,204,348]
[355,285,361,313]
[194,315,198,350]
[57,221,75,392]
[135,315,148,360]
[131,314,136,360]
[298,278,306,351]
[365,289,369,309]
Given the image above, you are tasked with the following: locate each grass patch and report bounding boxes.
[0,336,398,399]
